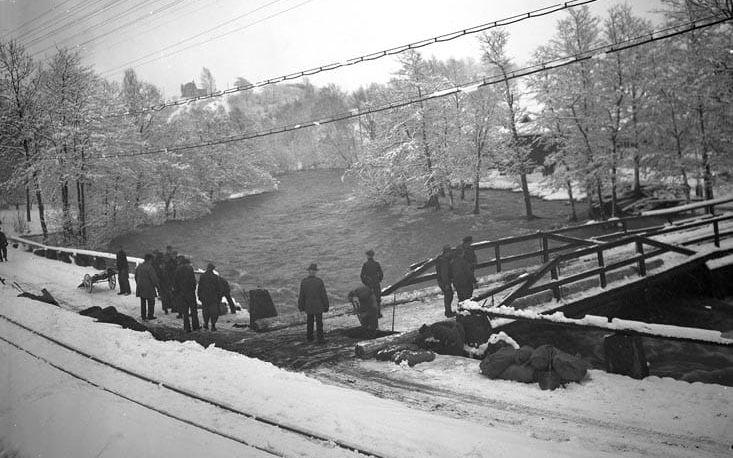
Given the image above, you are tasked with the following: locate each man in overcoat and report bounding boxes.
[360,249,384,317]
[348,284,379,337]
[116,246,131,295]
[298,263,329,343]
[134,253,159,320]
[174,256,200,332]
[452,246,477,302]
[435,244,455,317]
[461,235,477,273]
[198,263,222,330]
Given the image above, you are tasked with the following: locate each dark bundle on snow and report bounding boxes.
[455,312,492,347]
[376,344,435,367]
[415,320,465,356]
[480,344,590,391]
[18,288,59,306]
[80,306,148,332]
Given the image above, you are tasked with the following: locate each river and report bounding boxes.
[111,169,574,311]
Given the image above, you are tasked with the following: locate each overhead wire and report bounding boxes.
[32,0,189,56]
[1,0,77,39]
[98,0,297,76]
[96,14,731,161]
[15,0,115,46]
[112,0,598,116]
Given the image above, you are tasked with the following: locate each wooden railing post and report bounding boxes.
[635,239,646,276]
[550,264,561,300]
[494,244,502,273]
[541,231,549,263]
[713,220,720,247]
[596,248,607,288]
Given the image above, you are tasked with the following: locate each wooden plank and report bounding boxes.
[641,195,733,216]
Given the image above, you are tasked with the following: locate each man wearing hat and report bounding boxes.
[298,263,330,343]
[174,256,200,332]
[435,244,455,317]
[198,263,223,331]
[360,249,384,317]
[461,235,477,273]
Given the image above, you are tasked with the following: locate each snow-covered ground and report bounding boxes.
[1,235,732,457]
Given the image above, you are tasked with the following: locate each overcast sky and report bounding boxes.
[1,0,664,98]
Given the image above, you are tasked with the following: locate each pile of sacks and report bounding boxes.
[479,344,589,390]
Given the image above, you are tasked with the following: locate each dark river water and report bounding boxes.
[112,169,573,309]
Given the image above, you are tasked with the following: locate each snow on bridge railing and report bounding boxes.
[7,235,144,269]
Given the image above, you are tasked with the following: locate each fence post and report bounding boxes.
[550,263,561,300]
[713,220,720,247]
[494,244,502,273]
[597,248,607,288]
[635,239,646,277]
[541,231,549,263]
[621,219,628,235]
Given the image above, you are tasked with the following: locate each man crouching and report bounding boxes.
[348,285,379,338]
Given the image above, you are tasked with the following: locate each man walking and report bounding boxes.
[461,235,477,273]
[198,263,222,331]
[134,253,159,321]
[452,246,477,302]
[0,227,8,262]
[298,263,329,343]
[116,246,131,295]
[360,249,384,317]
[436,245,455,317]
[174,256,200,332]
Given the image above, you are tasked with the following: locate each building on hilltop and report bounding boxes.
[180,80,208,98]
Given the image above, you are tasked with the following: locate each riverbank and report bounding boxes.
[1,243,731,457]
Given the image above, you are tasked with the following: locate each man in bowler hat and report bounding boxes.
[298,263,329,343]
[360,249,384,317]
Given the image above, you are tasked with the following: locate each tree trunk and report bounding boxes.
[610,164,618,218]
[460,181,466,200]
[519,173,533,219]
[596,179,605,220]
[567,181,577,222]
[473,171,480,215]
[696,103,714,200]
[76,180,86,243]
[32,171,48,241]
[25,185,31,222]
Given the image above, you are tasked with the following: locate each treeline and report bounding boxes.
[1,1,731,247]
[346,1,732,219]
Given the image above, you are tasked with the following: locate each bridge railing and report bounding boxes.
[471,213,733,308]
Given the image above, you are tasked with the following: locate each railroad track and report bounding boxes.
[0,312,382,458]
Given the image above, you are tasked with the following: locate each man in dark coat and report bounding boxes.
[174,256,200,332]
[116,246,131,295]
[0,228,8,262]
[435,244,455,317]
[461,235,477,273]
[218,276,237,314]
[164,248,179,316]
[452,246,477,302]
[298,263,329,343]
[154,251,172,314]
[360,249,384,317]
[348,284,379,337]
[198,263,222,331]
[134,253,159,321]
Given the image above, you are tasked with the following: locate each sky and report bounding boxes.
[0,0,664,99]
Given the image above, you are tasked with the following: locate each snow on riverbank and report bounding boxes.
[2,245,732,457]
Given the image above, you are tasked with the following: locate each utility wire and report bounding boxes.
[16,0,115,45]
[98,0,296,76]
[112,0,597,117]
[33,0,188,56]
[1,0,77,39]
[97,14,731,161]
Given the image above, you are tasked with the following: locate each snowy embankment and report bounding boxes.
[1,277,590,457]
[2,248,733,457]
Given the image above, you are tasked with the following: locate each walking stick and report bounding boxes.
[391,293,396,332]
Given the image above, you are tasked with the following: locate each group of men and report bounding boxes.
[116,245,237,332]
[297,249,384,343]
[436,235,477,317]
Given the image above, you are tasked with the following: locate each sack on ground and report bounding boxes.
[415,321,465,356]
[553,350,590,383]
[514,345,534,364]
[529,344,556,371]
[538,369,563,391]
[499,363,536,383]
[456,312,491,347]
[479,346,517,378]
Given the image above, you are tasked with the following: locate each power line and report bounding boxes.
[98,0,298,76]
[1,0,77,39]
[33,0,188,56]
[97,14,731,161]
[16,0,114,45]
[113,0,597,117]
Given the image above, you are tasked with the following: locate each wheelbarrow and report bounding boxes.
[81,267,117,293]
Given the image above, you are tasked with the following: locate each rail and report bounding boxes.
[382,196,733,298]
[471,214,733,309]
